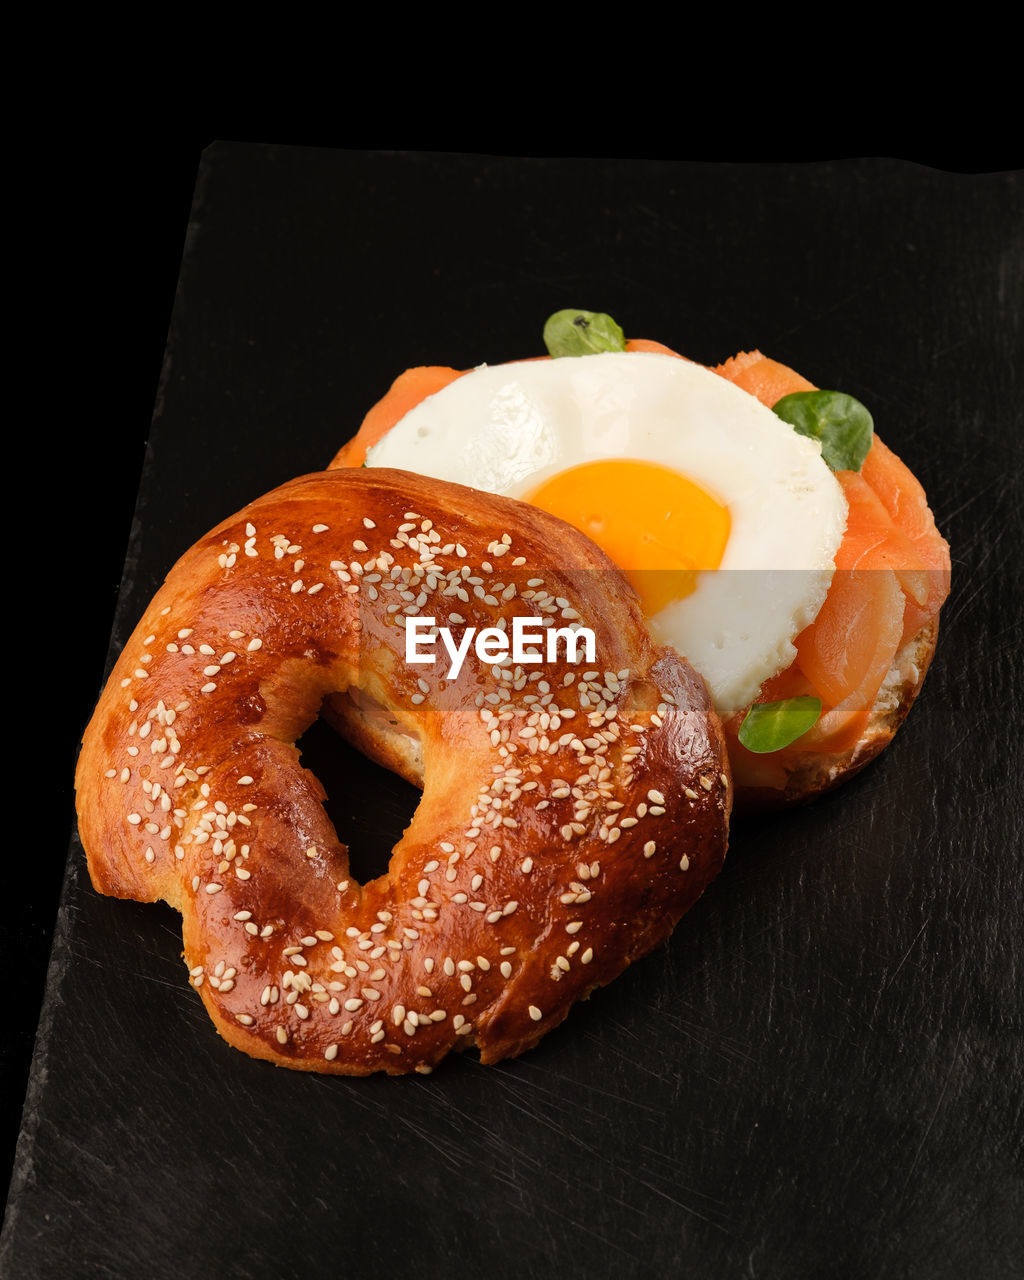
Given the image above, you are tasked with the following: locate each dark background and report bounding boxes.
[8,144,1023,1277]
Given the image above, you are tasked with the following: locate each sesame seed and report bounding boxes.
[528,1005,543,1021]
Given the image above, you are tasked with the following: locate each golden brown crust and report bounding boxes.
[734,619,939,812]
[76,469,731,1075]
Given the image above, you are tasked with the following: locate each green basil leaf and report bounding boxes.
[543,309,626,358]
[773,390,874,473]
[738,696,823,754]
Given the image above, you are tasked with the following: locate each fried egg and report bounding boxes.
[365,352,848,717]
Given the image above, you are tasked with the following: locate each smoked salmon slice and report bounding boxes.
[713,349,949,777]
[714,350,816,406]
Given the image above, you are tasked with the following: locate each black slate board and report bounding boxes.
[5,148,1023,1279]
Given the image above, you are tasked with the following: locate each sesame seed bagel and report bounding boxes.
[76,469,731,1075]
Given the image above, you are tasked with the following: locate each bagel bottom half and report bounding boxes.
[328,347,950,812]
[75,469,731,1075]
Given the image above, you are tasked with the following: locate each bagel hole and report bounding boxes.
[296,712,422,885]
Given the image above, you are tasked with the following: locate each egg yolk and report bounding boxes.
[522,459,731,616]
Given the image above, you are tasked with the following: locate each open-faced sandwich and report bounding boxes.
[329,310,951,808]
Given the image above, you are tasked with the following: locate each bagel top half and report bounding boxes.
[76,468,731,1074]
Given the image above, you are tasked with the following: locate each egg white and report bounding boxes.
[365,352,848,718]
